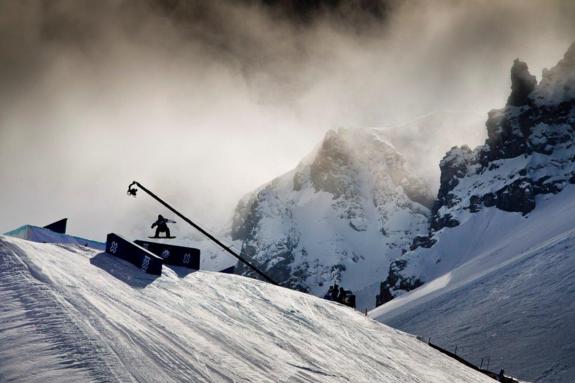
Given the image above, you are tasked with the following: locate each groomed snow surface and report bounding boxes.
[371,186,575,382]
[0,236,493,383]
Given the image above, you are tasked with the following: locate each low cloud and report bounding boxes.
[0,0,574,239]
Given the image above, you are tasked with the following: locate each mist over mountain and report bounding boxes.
[370,41,575,382]
[1,1,575,240]
[375,41,575,303]
[222,40,575,381]
[231,128,431,309]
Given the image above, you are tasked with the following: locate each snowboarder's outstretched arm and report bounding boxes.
[150,215,174,235]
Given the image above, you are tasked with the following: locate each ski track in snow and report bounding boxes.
[0,236,494,383]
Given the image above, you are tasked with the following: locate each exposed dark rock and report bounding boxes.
[483,192,496,207]
[494,178,535,214]
[235,237,308,291]
[349,221,366,232]
[507,59,537,107]
[410,235,436,251]
[431,145,475,230]
[484,109,528,162]
[533,178,565,195]
[376,42,575,308]
[231,194,260,241]
[309,130,354,198]
[468,195,482,213]
[430,56,575,233]
[438,146,474,192]
[376,259,423,306]
[431,213,459,232]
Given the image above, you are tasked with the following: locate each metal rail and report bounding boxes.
[127,181,278,285]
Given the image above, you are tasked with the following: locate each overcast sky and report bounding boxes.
[1,0,574,240]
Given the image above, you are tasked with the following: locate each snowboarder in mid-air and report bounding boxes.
[151,214,176,238]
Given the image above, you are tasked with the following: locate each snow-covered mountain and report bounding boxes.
[371,42,575,382]
[372,186,575,382]
[0,235,494,383]
[231,128,432,309]
[377,42,575,302]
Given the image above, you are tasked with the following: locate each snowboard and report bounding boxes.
[148,236,176,239]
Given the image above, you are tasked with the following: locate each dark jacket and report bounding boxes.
[151,216,175,230]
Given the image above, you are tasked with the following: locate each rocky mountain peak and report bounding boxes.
[428,42,575,230]
[231,127,432,307]
[301,128,434,208]
[377,43,575,307]
[507,59,537,107]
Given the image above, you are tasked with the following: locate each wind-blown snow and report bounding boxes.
[0,235,493,383]
[532,42,575,106]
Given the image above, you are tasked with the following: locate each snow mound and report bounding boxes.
[0,235,492,383]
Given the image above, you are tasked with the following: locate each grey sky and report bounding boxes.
[1,0,574,240]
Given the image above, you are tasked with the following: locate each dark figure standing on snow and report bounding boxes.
[151,214,175,238]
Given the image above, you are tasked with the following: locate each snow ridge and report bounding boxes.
[0,236,493,383]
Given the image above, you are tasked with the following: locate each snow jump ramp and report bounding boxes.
[105,233,163,275]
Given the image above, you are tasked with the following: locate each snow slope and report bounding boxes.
[0,235,494,383]
[371,184,575,382]
[4,224,105,250]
